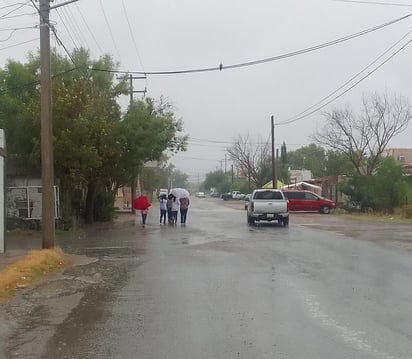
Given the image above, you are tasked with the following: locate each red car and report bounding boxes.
[282,190,335,214]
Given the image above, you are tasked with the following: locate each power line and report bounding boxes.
[55,8,80,50]
[74,3,104,55]
[0,67,79,96]
[120,0,145,72]
[64,5,90,48]
[0,11,36,20]
[0,37,38,51]
[0,0,31,19]
[98,0,122,64]
[333,0,412,7]
[0,26,37,42]
[280,28,412,125]
[277,37,412,126]
[91,13,411,76]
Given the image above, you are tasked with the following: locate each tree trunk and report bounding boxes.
[131,178,137,215]
[85,182,97,224]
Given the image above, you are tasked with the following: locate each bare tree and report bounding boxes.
[227,135,271,187]
[313,93,411,176]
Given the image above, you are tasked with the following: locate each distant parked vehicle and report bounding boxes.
[159,188,168,197]
[210,191,220,198]
[282,190,335,214]
[195,191,205,198]
[221,191,245,201]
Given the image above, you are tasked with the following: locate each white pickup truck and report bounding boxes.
[221,190,245,201]
[247,189,289,226]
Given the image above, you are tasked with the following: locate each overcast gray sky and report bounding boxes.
[2,0,412,182]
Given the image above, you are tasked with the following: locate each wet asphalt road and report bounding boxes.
[4,198,412,358]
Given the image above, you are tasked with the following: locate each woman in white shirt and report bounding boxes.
[170,196,180,224]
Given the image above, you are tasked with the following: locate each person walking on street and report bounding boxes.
[141,208,149,227]
[170,196,180,224]
[179,197,190,224]
[159,194,167,224]
[167,194,173,223]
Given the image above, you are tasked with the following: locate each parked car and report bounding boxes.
[282,190,335,214]
[210,191,220,198]
[195,191,205,198]
[247,189,289,226]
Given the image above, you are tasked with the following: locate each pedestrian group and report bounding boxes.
[159,193,190,225]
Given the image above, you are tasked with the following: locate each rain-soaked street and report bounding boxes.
[2,197,412,359]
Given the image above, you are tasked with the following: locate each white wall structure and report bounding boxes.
[0,130,5,253]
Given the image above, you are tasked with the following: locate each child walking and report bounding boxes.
[141,208,149,227]
[159,194,167,224]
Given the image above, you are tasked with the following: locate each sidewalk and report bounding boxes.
[0,251,28,272]
[0,211,136,272]
[0,234,42,272]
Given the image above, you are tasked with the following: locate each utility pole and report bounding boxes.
[271,115,277,189]
[39,0,54,249]
[38,0,79,248]
[129,74,147,104]
[127,74,146,214]
[224,154,227,174]
[247,153,251,193]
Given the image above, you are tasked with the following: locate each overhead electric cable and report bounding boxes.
[90,13,412,76]
[55,8,80,49]
[0,0,31,19]
[63,5,90,49]
[0,37,38,51]
[277,38,412,126]
[0,11,36,20]
[98,0,122,64]
[74,3,104,55]
[0,67,79,96]
[120,0,145,72]
[281,28,412,124]
[333,0,412,7]
[0,26,37,42]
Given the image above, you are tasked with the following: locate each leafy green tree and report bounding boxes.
[287,144,326,178]
[324,150,354,176]
[341,158,409,213]
[1,49,187,226]
[0,60,41,171]
[370,157,409,212]
[278,141,289,183]
[118,98,187,212]
[171,170,189,189]
[202,170,230,194]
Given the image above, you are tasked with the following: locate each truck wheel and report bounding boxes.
[282,217,289,226]
[320,205,330,214]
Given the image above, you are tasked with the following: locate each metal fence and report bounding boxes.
[6,186,60,220]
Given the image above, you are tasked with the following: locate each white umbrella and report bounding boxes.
[170,188,190,198]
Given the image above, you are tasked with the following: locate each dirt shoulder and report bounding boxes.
[219,199,412,252]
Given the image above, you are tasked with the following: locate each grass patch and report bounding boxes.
[0,248,70,303]
[336,211,412,224]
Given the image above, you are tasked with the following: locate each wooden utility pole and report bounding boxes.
[39,0,54,248]
[271,115,277,189]
[38,0,79,248]
[128,74,147,214]
[129,74,147,104]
